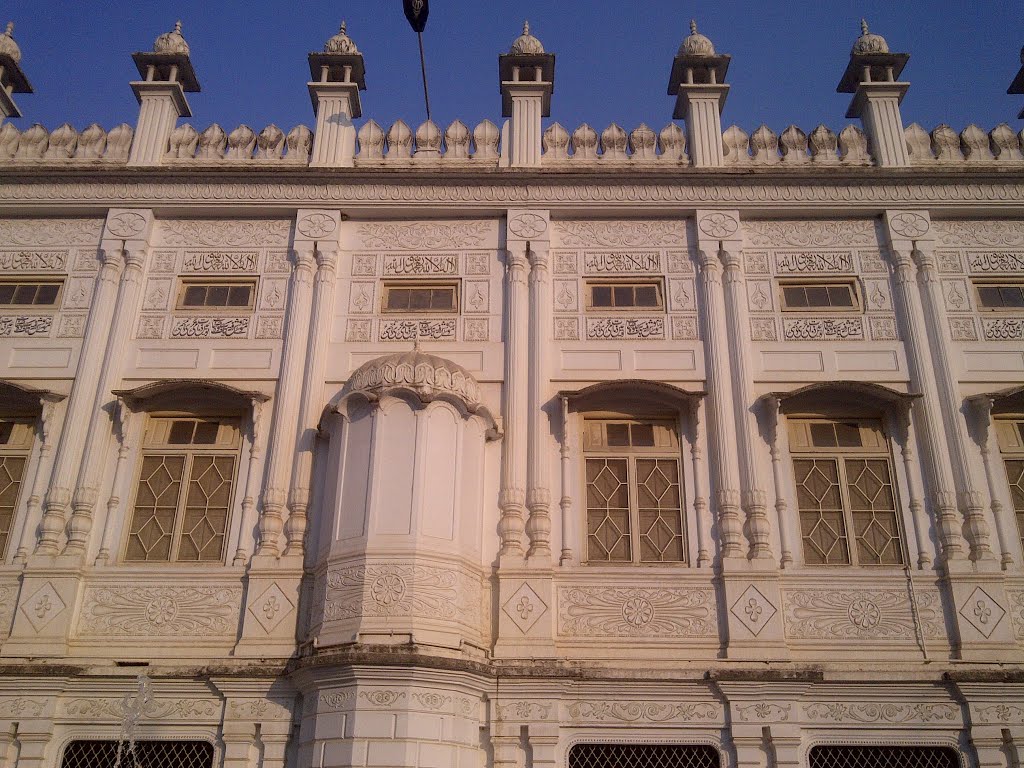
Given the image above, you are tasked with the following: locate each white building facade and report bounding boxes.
[0,16,1023,768]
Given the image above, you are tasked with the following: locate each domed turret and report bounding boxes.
[0,22,22,63]
[852,19,888,55]
[325,21,359,55]
[509,21,544,55]
[679,20,715,57]
[153,20,189,56]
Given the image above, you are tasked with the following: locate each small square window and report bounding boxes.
[177,280,256,311]
[585,281,664,311]
[381,282,459,314]
[0,280,63,307]
[780,280,860,312]
[976,282,1024,310]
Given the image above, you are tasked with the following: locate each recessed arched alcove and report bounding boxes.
[312,349,499,650]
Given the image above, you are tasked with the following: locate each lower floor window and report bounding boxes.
[61,740,214,768]
[568,744,719,768]
[808,746,960,768]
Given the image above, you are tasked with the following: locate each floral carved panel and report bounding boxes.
[77,585,242,637]
[0,218,104,247]
[357,221,493,250]
[557,586,716,638]
[744,220,878,248]
[158,219,292,248]
[783,588,943,640]
[553,221,688,248]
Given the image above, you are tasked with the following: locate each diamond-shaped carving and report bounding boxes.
[959,587,1005,639]
[730,585,777,637]
[21,581,66,632]
[502,582,547,634]
[248,583,294,634]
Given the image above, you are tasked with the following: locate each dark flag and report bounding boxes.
[404,0,429,33]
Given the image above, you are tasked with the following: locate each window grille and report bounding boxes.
[0,419,33,558]
[808,746,960,768]
[995,419,1024,552]
[583,419,686,564]
[125,417,240,562]
[568,744,719,768]
[788,418,904,566]
[60,740,215,768]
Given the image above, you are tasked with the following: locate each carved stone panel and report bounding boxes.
[557,586,717,638]
[0,250,68,271]
[0,316,53,338]
[554,220,687,248]
[170,316,250,339]
[159,219,292,248]
[379,318,457,342]
[783,588,943,640]
[941,279,971,312]
[671,316,699,340]
[982,319,1024,341]
[668,278,696,312]
[142,279,171,311]
[348,282,375,314]
[464,280,490,313]
[77,585,242,637]
[863,280,892,311]
[782,317,864,341]
[583,252,661,274]
[774,251,854,274]
[259,279,287,311]
[746,280,773,312]
[553,280,578,313]
[383,253,458,276]
[358,221,493,250]
[554,317,580,340]
[586,317,665,340]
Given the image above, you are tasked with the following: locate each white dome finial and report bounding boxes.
[325,20,360,54]
[852,18,889,55]
[0,20,21,63]
[510,20,544,54]
[679,19,715,57]
[153,20,190,55]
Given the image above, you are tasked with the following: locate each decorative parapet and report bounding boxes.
[354,118,500,164]
[541,122,688,164]
[904,122,1024,164]
[723,124,870,165]
[0,122,133,162]
[164,123,312,163]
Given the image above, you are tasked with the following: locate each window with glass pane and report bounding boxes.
[976,283,1024,310]
[382,282,459,313]
[0,280,62,306]
[586,281,663,310]
[177,281,256,309]
[583,419,685,564]
[995,419,1024,553]
[779,280,859,311]
[125,418,239,562]
[788,418,904,566]
[0,419,33,559]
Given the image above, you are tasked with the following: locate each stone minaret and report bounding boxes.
[0,22,32,124]
[667,21,731,167]
[836,20,910,167]
[499,22,555,167]
[308,22,366,167]
[128,21,201,165]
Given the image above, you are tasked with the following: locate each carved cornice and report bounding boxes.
[1,171,1024,213]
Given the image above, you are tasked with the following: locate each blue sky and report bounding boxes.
[3,1,1022,139]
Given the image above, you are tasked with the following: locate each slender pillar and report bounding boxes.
[720,232,772,560]
[895,406,932,569]
[526,234,552,560]
[233,400,267,565]
[286,242,340,555]
[12,398,58,564]
[498,234,530,559]
[35,210,149,557]
[694,214,743,559]
[558,397,573,565]
[972,397,1016,568]
[689,397,712,567]
[66,243,147,555]
[765,396,795,568]
[94,399,134,565]
[885,222,966,562]
[258,243,316,558]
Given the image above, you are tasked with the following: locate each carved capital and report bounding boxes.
[315,247,339,273]
[292,249,316,279]
[697,249,722,278]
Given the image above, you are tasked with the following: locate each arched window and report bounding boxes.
[766,382,918,567]
[112,381,267,564]
[561,380,705,566]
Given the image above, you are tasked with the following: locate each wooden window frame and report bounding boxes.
[123,415,242,564]
[0,278,64,309]
[788,417,906,567]
[175,278,258,312]
[974,280,1024,312]
[380,280,461,314]
[0,418,33,560]
[995,416,1024,555]
[584,279,665,312]
[581,418,687,565]
[777,278,862,312]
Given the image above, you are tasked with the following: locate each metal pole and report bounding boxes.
[417,30,431,121]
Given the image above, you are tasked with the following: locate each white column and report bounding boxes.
[856,84,910,167]
[66,244,147,555]
[509,90,543,167]
[286,245,339,555]
[258,246,316,557]
[720,234,773,560]
[685,93,726,167]
[94,399,134,565]
[886,234,966,562]
[973,397,1016,568]
[309,86,358,167]
[498,240,530,559]
[689,397,712,568]
[526,240,551,560]
[558,396,573,565]
[694,218,743,560]
[895,406,933,569]
[765,396,795,568]
[910,235,993,562]
[35,218,134,556]
[233,400,267,565]
[12,399,58,564]
[128,82,189,166]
